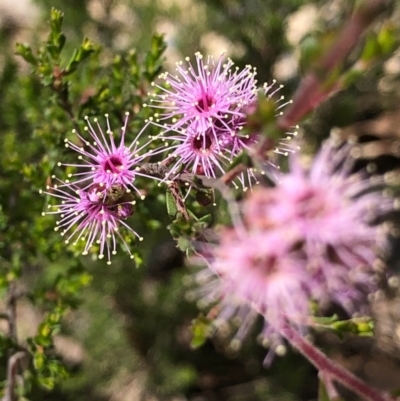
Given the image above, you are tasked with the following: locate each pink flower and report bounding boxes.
[148,52,258,137]
[161,126,232,177]
[192,139,392,351]
[41,178,141,265]
[193,228,312,340]
[61,112,161,195]
[157,125,260,191]
[243,140,392,310]
[147,54,297,188]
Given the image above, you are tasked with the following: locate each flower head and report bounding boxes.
[191,139,392,350]
[192,228,313,345]
[61,112,159,195]
[41,177,141,265]
[243,140,392,310]
[158,125,260,191]
[148,53,298,189]
[148,52,258,137]
[161,127,230,178]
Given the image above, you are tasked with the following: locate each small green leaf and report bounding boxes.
[49,8,64,36]
[65,38,97,75]
[377,23,399,55]
[34,353,45,371]
[15,43,37,65]
[190,315,212,349]
[361,33,380,62]
[177,237,191,252]
[314,315,374,338]
[299,30,336,73]
[313,314,339,325]
[341,68,364,87]
[46,9,66,60]
[39,376,56,390]
[129,50,140,85]
[318,379,330,401]
[46,34,66,60]
[144,33,167,81]
[166,189,178,218]
[198,214,212,226]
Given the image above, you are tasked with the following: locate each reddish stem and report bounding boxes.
[278,0,390,130]
[280,324,395,401]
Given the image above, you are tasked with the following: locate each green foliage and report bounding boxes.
[1,5,169,398]
[361,22,399,63]
[314,315,374,339]
[144,34,167,82]
[190,314,212,349]
[168,211,212,253]
[166,189,179,219]
[16,9,97,89]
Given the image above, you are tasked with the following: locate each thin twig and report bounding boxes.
[2,352,28,401]
[220,164,247,185]
[7,281,18,344]
[281,324,395,401]
[57,95,83,138]
[167,181,189,220]
[52,66,83,138]
[1,283,27,401]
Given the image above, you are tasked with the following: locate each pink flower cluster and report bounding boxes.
[41,113,160,264]
[147,52,293,188]
[192,139,392,356]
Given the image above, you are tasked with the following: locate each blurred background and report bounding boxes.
[1,0,400,400]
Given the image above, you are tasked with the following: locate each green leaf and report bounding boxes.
[166,189,178,218]
[361,24,399,64]
[377,23,399,55]
[34,353,45,371]
[15,43,37,65]
[190,315,212,349]
[46,9,66,60]
[314,315,374,338]
[341,68,364,87]
[111,55,124,81]
[176,236,191,252]
[299,30,336,73]
[144,33,167,81]
[313,314,339,325]
[361,33,380,62]
[65,38,97,75]
[198,214,212,226]
[49,8,64,37]
[128,49,140,86]
[39,376,56,390]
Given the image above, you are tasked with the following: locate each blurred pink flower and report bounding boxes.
[192,139,392,352]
